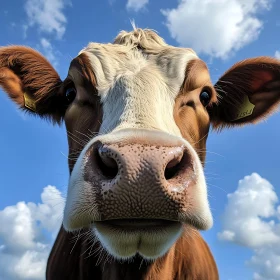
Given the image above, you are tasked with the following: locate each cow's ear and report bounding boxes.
[0,46,64,124]
[210,57,280,129]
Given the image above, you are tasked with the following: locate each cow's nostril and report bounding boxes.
[165,159,182,180]
[164,150,189,180]
[96,147,119,179]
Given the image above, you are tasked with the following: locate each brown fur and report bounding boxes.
[0,46,63,123]
[174,59,218,162]
[212,56,280,129]
[64,54,102,171]
[47,226,218,280]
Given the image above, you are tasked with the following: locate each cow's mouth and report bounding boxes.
[95,219,180,231]
[93,218,183,259]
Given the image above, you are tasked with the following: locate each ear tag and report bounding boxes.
[23,92,36,112]
[232,95,255,121]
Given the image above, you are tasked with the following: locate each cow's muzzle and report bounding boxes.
[63,129,212,232]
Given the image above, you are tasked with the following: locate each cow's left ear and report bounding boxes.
[210,57,280,129]
[0,46,64,124]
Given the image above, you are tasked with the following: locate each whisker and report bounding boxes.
[70,229,81,254]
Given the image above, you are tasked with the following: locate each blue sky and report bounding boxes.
[0,0,280,279]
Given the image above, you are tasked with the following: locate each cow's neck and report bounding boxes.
[47,226,218,280]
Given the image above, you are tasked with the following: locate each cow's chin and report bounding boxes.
[93,220,183,260]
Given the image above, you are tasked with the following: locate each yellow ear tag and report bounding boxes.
[23,92,36,112]
[232,95,255,121]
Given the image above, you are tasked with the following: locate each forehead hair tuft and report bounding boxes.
[80,28,196,58]
[113,28,167,53]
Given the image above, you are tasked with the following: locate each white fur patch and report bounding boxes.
[79,40,198,135]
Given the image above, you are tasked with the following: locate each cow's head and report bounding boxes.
[1,29,280,260]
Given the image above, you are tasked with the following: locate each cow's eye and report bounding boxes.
[65,87,77,104]
[200,90,211,107]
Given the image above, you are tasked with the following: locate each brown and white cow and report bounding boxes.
[1,28,280,280]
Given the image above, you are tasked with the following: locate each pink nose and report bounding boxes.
[84,139,195,221]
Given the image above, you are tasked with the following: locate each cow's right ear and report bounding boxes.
[0,46,64,124]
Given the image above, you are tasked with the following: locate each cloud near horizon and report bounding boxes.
[219,173,280,280]
[0,186,65,280]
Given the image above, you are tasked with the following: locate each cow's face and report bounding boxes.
[62,38,216,259]
[1,29,280,261]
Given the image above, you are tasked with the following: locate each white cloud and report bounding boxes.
[219,173,280,280]
[162,0,272,59]
[275,50,280,59]
[40,38,58,67]
[126,0,149,12]
[0,186,65,280]
[24,0,69,39]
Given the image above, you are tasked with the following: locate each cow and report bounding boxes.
[1,28,280,280]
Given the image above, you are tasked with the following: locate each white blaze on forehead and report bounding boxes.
[79,42,198,135]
